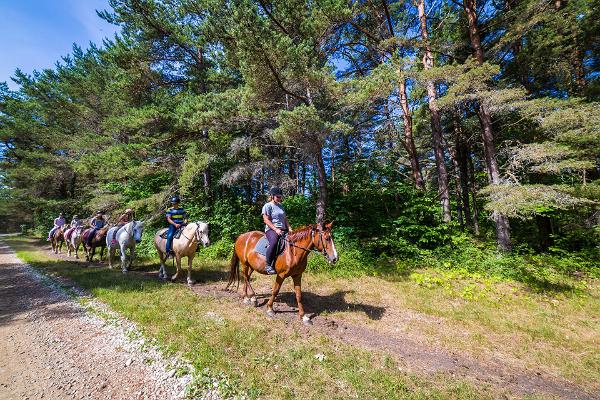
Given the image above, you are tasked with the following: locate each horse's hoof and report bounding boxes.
[302,316,312,326]
[242,297,250,305]
[122,270,128,274]
[266,309,275,318]
[187,279,195,286]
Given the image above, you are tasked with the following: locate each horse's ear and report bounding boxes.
[325,221,334,230]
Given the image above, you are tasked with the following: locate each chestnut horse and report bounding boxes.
[226,222,338,325]
[82,226,109,262]
[50,226,66,254]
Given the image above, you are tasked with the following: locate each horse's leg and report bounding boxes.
[246,267,258,306]
[158,251,167,280]
[75,241,80,259]
[129,246,135,270]
[293,274,311,325]
[120,243,128,273]
[266,275,284,317]
[186,256,194,285]
[108,245,115,269]
[242,264,250,304]
[171,254,182,282]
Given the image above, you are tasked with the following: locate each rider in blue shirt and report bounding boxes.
[165,196,187,256]
[86,211,106,245]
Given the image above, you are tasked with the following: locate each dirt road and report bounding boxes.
[0,240,189,400]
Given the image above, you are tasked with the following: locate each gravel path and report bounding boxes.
[0,240,191,400]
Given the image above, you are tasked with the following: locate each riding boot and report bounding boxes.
[265,260,277,275]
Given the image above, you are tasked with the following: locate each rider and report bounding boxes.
[47,212,66,241]
[86,211,106,246]
[65,214,83,239]
[165,196,187,256]
[111,208,134,245]
[70,215,83,228]
[262,187,292,275]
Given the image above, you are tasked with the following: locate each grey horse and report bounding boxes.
[106,221,145,273]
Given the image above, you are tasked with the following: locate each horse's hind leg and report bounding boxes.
[266,275,284,317]
[158,250,168,279]
[246,267,258,306]
[108,246,116,269]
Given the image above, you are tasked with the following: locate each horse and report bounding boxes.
[226,222,338,325]
[106,221,145,273]
[65,226,84,258]
[82,226,109,262]
[153,222,210,284]
[50,226,66,254]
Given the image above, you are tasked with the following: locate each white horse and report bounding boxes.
[106,221,145,273]
[66,226,85,258]
[153,221,210,284]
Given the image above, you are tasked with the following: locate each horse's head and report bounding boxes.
[194,221,210,248]
[131,221,145,243]
[312,222,338,264]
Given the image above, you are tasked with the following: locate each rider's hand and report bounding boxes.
[175,223,181,229]
[275,228,283,236]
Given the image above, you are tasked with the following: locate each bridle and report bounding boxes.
[285,227,330,257]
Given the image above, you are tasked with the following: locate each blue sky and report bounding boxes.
[0,0,120,90]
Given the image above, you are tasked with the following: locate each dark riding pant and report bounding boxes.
[265,229,285,267]
[166,225,177,254]
[87,228,98,245]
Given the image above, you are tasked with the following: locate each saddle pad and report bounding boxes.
[159,226,185,239]
[253,235,286,257]
[253,236,270,257]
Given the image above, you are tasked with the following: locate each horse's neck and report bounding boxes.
[180,224,198,245]
[287,232,314,260]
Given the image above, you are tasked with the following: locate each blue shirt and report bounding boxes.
[166,207,186,224]
[91,217,105,228]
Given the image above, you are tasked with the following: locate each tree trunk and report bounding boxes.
[398,78,425,190]
[453,113,472,227]
[315,149,328,224]
[463,0,512,251]
[417,0,451,222]
[467,150,481,236]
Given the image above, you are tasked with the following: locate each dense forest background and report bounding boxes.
[1,0,598,276]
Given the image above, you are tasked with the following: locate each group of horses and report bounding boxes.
[49,220,338,325]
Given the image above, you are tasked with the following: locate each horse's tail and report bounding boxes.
[226,245,240,291]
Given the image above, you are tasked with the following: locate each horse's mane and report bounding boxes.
[287,225,315,241]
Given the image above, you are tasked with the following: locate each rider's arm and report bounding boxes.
[262,214,282,235]
[167,215,180,228]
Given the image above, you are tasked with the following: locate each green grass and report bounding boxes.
[4,236,496,400]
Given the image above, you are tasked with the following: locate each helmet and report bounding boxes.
[59,212,64,216]
[96,210,103,215]
[269,187,283,197]
[125,208,133,213]
[170,196,180,204]
[73,215,79,219]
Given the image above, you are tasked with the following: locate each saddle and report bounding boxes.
[253,233,287,258]
[160,225,186,239]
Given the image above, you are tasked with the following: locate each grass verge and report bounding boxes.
[4,236,498,400]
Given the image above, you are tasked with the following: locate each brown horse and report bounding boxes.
[50,226,66,254]
[82,226,109,262]
[227,222,338,325]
